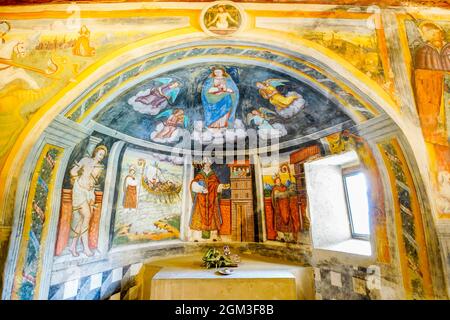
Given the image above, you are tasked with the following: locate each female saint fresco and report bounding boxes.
[201,67,239,129]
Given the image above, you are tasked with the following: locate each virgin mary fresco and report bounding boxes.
[201,67,239,129]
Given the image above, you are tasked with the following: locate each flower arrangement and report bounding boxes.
[201,248,238,269]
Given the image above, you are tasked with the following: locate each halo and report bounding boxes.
[417,21,444,40]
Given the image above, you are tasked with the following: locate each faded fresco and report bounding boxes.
[0,16,189,171]
[256,16,391,90]
[12,145,62,300]
[379,139,433,299]
[405,19,450,218]
[112,148,183,246]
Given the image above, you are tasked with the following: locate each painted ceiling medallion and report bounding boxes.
[200,1,246,36]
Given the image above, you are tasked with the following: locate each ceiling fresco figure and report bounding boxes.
[202,2,243,36]
[246,107,287,140]
[256,79,306,118]
[128,78,182,116]
[207,5,238,31]
[150,108,189,143]
[201,66,239,130]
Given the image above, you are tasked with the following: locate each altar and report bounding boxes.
[142,254,314,300]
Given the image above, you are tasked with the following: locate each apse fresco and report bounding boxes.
[2,1,450,302]
[189,160,232,242]
[112,148,183,246]
[94,63,351,148]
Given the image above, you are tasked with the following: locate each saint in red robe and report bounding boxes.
[123,175,137,209]
[271,183,300,234]
[190,170,223,231]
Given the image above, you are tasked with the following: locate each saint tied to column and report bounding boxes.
[190,158,230,241]
[69,145,107,257]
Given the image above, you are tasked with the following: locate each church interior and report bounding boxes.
[0,0,450,301]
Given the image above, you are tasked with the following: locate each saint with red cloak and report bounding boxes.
[189,159,228,241]
[271,175,300,242]
[123,166,138,211]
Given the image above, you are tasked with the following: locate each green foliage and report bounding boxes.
[165,215,180,230]
[201,248,237,269]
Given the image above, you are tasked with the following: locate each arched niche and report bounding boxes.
[0,32,446,300]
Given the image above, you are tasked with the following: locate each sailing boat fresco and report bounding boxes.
[138,158,182,203]
[112,148,183,246]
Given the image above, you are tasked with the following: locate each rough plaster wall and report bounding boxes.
[313,259,381,300]
[306,164,350,248]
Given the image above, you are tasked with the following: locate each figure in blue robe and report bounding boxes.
[201,67,239,129]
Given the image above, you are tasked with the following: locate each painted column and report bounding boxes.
[97,141,126,255]
[2,116,92,300]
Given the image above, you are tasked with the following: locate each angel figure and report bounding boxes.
[150,108,189,143]
[256,79,305,118]
[128,78,181,116]
[246,108,287,140]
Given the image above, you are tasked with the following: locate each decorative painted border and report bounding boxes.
[10,144,62,300]
[378,139,433,299]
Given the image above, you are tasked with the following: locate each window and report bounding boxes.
[305,151,372,256]
[343,171,370,240]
